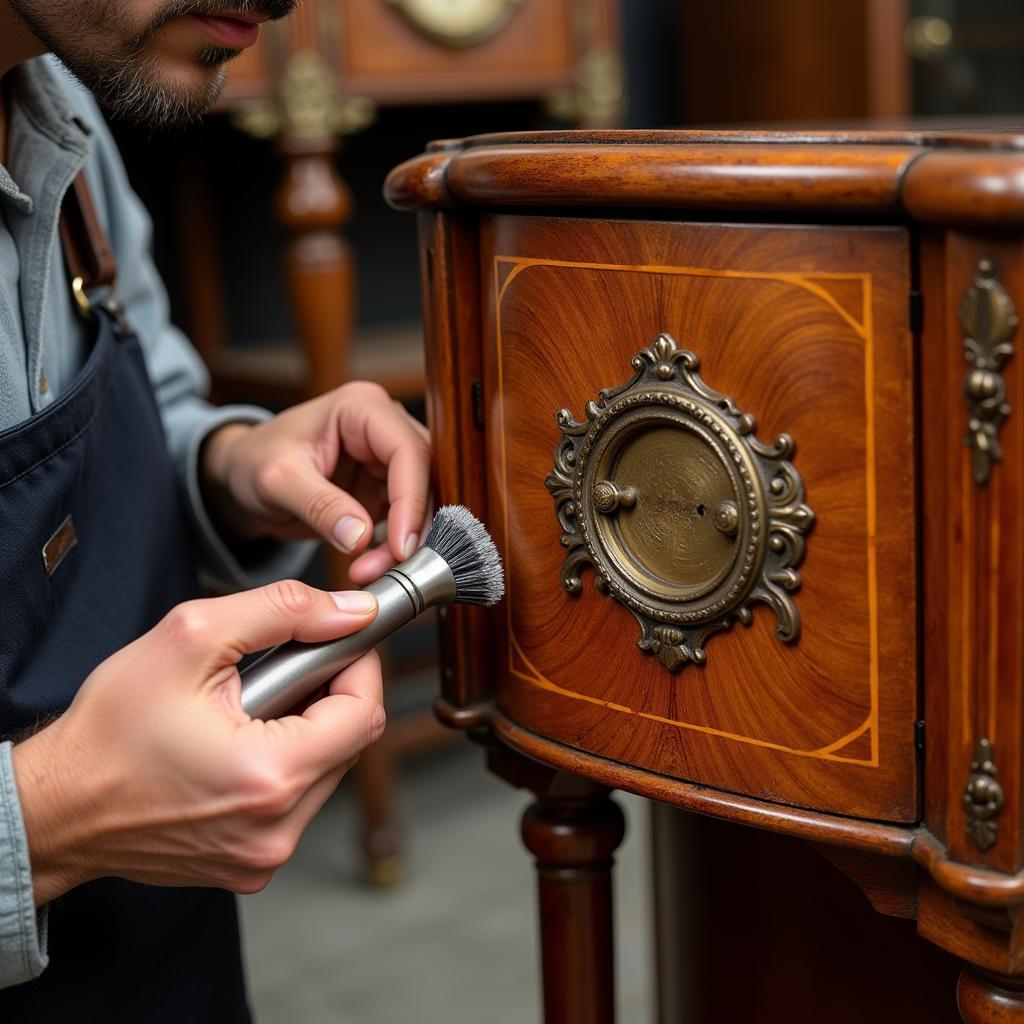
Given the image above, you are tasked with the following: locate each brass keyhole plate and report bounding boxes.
[545,333,815,672]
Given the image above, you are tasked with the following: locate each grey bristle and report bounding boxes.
[424,505,505,607]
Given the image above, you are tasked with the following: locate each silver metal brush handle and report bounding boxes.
[240,547,456,720]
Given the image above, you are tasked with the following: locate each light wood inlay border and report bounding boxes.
[493,255,881,767]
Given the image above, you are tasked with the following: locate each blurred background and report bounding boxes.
[109,1,1024,1020]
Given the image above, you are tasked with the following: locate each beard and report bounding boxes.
[7,0,297,127]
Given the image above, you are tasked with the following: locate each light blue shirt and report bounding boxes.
[0,56,311,988]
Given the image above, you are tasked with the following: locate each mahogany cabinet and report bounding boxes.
[386,131,1024,1022]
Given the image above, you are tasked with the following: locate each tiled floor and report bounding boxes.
[240,741,655,1023]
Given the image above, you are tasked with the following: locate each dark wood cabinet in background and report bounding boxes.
[676,0,1024,125]
[387,130,1024,1022]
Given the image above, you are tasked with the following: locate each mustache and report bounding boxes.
[144,0,298,38]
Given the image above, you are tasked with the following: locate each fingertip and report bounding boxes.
[333,515,369,554]
[347,548,396,584]
[326,649,382,697]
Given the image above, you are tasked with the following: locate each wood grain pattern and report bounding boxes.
[483,215,917,821]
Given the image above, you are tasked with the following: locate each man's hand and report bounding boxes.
[201,382,431,584]
[11,580,385,906]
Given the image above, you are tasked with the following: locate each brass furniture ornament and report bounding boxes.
[546,333,814,671]
[960,258,1019,487]
[964,738,1004,853]
[385,0,523,48]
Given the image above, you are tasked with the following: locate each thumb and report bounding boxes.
[262,457,374,554]
[281,651,385,775]
[161,580,379,676]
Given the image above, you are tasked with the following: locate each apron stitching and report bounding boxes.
[0,323,111,447]
[0,367,116,490]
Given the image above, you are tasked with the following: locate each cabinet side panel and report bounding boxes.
[419,211,494,709]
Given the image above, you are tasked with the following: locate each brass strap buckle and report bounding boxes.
[71,275,119,322]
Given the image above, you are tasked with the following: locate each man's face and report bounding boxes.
[7,0,297,126]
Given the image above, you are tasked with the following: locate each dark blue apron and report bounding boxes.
[0,182,251,1021]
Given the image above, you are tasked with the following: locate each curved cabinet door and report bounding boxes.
[483,214,917,822]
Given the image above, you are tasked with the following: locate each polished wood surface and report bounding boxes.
[653,809,963,1023]
[388,129,1024,1021]
[521,790,624,1024]
[389,129,1024,222]
[484,215,916,821]
[677,0,911,123]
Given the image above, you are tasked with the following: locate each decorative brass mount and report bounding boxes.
[545,333,815,672]
[960,259,1019,487]
[234,50,376,141]
[386,0,524,48]
[964,738,1004,853]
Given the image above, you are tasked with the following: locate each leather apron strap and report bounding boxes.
[58,170,117,318]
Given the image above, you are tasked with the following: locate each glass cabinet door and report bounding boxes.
[908,0,1024,115]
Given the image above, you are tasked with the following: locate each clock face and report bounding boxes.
[388,0,524,47]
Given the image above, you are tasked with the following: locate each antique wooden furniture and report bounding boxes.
[386,129,1024,1021]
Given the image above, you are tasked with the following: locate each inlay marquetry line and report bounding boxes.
[494,255,880,767]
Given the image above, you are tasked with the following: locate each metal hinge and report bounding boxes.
[909,289,923,334]
[915,719,926,754]
[471,378,485,430]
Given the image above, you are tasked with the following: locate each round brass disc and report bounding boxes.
[609,425,737,595]
[578,393,766,623]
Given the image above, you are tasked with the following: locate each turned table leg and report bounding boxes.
[273,132,355,401]
[520,790,626,1024]
[959,966,1024,1022]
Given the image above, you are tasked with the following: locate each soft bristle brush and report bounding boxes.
[240,505,504,720]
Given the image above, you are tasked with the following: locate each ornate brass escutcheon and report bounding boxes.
[964,738,1004,853]
[545,333,815,672]
[960,258,1018,487]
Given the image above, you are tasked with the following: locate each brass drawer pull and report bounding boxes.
[546,332,814,672]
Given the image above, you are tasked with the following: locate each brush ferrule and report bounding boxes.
[384,546,457,613]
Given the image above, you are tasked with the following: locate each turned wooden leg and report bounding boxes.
[353,728,402,887]
[520,789,626,1024]
[959,966,1024,1022]
[273,132,355,401]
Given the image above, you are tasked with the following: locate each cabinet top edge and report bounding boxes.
[434,127,1024,151]
[384,129,1024,227]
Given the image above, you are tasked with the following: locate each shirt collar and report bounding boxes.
[0,56,93,215]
